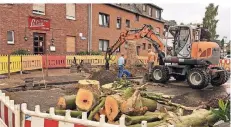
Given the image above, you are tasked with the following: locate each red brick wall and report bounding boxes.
[91,4,164,56]
[0,4,88,55]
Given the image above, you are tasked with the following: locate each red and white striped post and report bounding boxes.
[0,90,20,127]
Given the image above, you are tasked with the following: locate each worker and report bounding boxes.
[147,49,155,74]
[118,54,125,78]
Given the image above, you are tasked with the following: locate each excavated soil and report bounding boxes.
[89,69,117,85]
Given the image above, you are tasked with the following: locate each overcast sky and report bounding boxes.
[156,3,230,41]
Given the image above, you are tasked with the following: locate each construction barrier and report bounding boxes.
[66,55,85,67]
[22,55,42,71]
[0,54,230,75]
[0,55,8,74]
[10,55,21,73]
[0,91,20,127]
[42,55,66,69]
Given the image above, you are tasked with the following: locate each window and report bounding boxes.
[142,5,146,11]
[7,31,14,44]
[126,20,130,28]
[99,39,109,52]
[156,27,160,35]
[143,43,146,50]
[135,14,139,21]
[33,4,45,15]
[66,36,76,53]
[148,7,152,16]
[148,44,152,49]
[156,10,161,19]
[99,13,110,27]
[116,46,120,52]
[116,17,121,29]
[66,4,76,20]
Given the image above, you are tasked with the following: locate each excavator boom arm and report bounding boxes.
[105,24,165,70]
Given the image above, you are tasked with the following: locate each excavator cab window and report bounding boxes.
[170,26,191,57]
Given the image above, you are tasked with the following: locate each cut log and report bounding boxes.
[52,109,82,118]
[123,87,135,99]
[105,94,124,121]
[77,80,101,95]
[93,113,100,121]
[141,98,157,112]
[76,88,99,111]
[128,120,164,127]
[121,89,148,116]
[56,95,76,110]
[88,98,106,120]
[125,112,166,125]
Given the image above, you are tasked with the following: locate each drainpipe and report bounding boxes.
[88,3,92,54]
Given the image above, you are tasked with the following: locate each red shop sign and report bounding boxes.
[28,16,50,31]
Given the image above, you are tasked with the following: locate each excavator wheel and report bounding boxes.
[187,68,210,89]
[151,65,170,83]
[210,67,229,86]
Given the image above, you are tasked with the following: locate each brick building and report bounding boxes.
[0,4,164,56]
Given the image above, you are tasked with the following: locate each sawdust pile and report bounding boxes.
[89,69,117,85]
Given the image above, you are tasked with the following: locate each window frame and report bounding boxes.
[143,43,146,50]
[32,4,45,15]
[135,14,139,21]
[156,10,161,19]
[142,5,146,12]
[116,17,121,29]
[156,27,160,36]
[126,19,130,28]
[148,7,152,16]
[99,39,109,52]
[7,31,14,45]
[66,4,76,20]
[148,44,152,49]
[99,13,110,27]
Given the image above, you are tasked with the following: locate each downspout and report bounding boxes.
[88,3,92,54]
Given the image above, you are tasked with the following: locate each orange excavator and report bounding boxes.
[105,24,229,89]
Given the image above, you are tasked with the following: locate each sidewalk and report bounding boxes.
[0,69,90,89]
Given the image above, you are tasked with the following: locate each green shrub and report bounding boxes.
[212,99,230,122]
[11,49,30,55]
[76,51,102,55]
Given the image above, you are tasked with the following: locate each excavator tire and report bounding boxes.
[172,75,186,81]
[187,68,210,89]
[210,67,229,86]
[151,65,170,83]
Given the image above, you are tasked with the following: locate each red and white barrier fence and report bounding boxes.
[21,103,125,127]
[0,91,175,127]
[0,90,20,127]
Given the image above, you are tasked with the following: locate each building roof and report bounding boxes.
[107,4,165,23]
[147,4,163,10]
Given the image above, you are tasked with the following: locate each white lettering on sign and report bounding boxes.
[30,19,45,27]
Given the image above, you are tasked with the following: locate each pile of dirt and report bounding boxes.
[89,69,117,85]
[128,66,148,76]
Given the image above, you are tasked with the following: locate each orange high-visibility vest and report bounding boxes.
[147,52,155,62]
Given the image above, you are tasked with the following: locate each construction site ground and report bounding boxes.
[0,68,230,112]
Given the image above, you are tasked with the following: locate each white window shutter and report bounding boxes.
[33,4,45,14]
[66,4,75,19]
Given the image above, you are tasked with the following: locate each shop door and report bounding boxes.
[33,33,45,54]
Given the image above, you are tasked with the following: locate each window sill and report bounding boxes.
[7,41,14,45]
[33,11,45,15]
[66,16,76,20]
[116,28,121,30]
[99,25,109,28]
